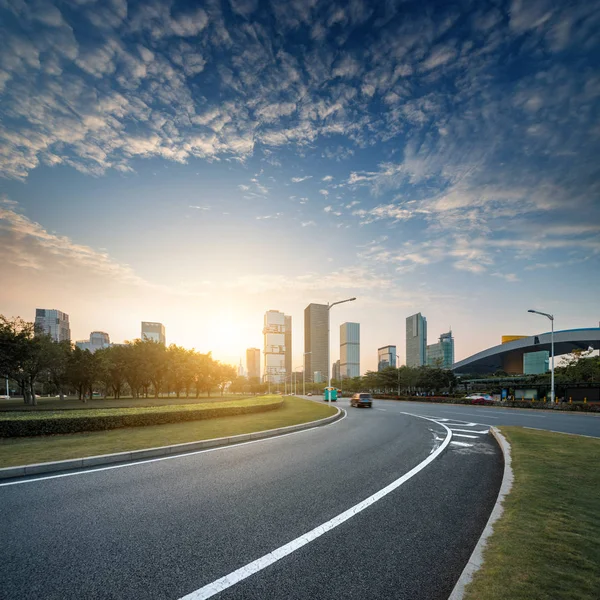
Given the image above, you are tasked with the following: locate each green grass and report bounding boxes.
[464,427,600,600]
[0,396,278,421]
[0,394,243,411]
[0,396,337,468]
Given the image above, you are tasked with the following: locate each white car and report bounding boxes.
[0,394,10,400]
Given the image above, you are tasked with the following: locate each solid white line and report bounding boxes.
[178,416,452,600]
[523,426,599,439]
[452,433,478,439]
[450,428,489,434]
[0,409,347,488]
[445,422,477,427]
[450,441,473,447]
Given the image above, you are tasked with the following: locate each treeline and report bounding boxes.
[0,316,239,404]
[332,365,457,395]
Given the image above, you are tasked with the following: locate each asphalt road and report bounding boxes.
[360,398,600,437]
[0,404,503,600]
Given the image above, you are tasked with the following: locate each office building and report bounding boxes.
[304,303,329,383]
[35,309,71,342]
[76,331,111,353]
[406,313,427,367]
[263,310,287,384]
[284,315,292,381]
[332,360,341,381]
[141,321,166,344]
[378,345,397,371]
[523,350,549,375]
[427,331,455,369]
[246,348,261,380]
[340,322,360,378]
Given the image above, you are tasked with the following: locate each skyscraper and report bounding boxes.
[406,313,427,367]
[141,322,166,344]
[76,331,111,353]
[340,322,360,378]
[35,309,70,342]
[246,348,261,380]
[427,331,454,369]
[304,303,329,383]
[378,345,397,371]
[284,315,292,381]
[332,359,341,381]
[263,310,286,384]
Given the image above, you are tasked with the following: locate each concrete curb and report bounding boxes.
[0,405,343,481]
[448,427,514,600]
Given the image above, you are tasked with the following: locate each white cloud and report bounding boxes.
[322,175,333,181]
[291,175,312,183]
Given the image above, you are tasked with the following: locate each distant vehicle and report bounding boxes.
[0,394,10,400]
[351,393,373,408]
[307,392,313,396]
[466,394,494,405]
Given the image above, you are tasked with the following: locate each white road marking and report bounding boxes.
[0,410,348,487]
[445,422,477,427]
[177,416,452,600]
[450,428,489,434]
[452,433,479,439]
[450,441,473,447]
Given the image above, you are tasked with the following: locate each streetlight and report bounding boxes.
[303,351,311,396]
[327,298,357,400]
[528,309,555,403]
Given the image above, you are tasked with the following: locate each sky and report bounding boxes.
[0,0,599,373]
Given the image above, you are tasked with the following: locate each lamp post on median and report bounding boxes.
[327,298,357,401]
[528,309,555,404]
[294,365,303,396]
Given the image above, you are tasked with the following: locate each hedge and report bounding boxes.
[0,398,284,437]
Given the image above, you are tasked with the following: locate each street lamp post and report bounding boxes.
[327,298,357,401]
[303,351,311,396]
[396,354,401,397]
[528,309,555,403]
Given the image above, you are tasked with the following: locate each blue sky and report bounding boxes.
[1,0,599,371]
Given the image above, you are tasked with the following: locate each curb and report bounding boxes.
[448,427,514,600]
[0,405,343,481]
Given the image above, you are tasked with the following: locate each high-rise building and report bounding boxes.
[523,351,549,375]
[406,313,427,367]
[332,359,341,381]
[246,348,261,380]
[340,322,360,378]
[304,303,329,383]
[35,309,71,342]
[284,315,292,381]
[427,331,455,369]
[141,322,166,344]
[378,345,397,371]
[76,331,111,353]
[263,310,287,384]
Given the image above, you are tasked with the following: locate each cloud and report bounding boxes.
[291,175,312,183]
[301,220,316,227]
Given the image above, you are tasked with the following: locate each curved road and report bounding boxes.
[0,402,503,600]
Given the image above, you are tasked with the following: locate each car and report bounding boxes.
[350,393,373,408]
[466,394,494,405]
[0,394,10,400]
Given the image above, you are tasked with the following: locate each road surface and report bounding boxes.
[0,404,502,600]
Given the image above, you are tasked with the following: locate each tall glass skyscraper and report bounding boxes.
[406,313,427,367]
[378,345,397,371]
[141,322,166,344]
[304,303,329,383]
[427,331,455,369]
[35,309,71,342]
[263,310,287,384]
[340,322,360,378]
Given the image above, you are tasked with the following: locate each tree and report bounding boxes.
[67,347,99,401]
[215,362,237,396]
[45,339,72,400]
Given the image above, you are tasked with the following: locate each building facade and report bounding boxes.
[246,347,261,380]
[406,313,427,367]
[263,310,287,384]
[284,315,292,381]
[304,303,329,383]
[76,331,111,353]
[427,331,455,369]
[378,345,397,371]
[340,322,360,379]
[35,309,71,342]
[141,322,166,344]
[523,350,549,375]
[332,359,341,381]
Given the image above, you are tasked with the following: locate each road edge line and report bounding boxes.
[0,405,343,482]
[448,426,514,600]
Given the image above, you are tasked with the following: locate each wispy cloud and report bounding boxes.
[291,176,312,183]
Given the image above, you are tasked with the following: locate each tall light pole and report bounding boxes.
[327,298,357,400]
[528,309,555,403]
[303,351,311,396]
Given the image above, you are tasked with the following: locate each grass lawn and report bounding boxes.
[0,396,337,468]
[0,394,242,411]
[0,396,279,421]
[464,427,600,600]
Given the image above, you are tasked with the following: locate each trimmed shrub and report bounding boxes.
[0,399,283,437]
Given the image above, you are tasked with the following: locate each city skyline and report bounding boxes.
[1,0,599,373]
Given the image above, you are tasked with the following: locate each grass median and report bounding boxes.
[464,427,600,600]
[0,396,337,468]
